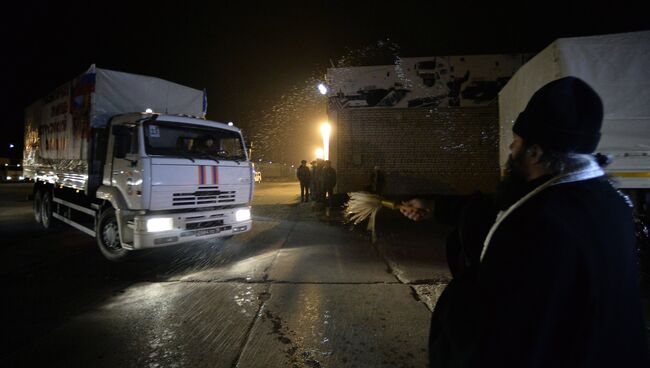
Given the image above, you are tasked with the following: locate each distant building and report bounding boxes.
[254,162,295,180]
[326,54,529,195]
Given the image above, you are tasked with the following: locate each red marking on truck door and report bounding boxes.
[198,165,206,185]
[212,166,218,184]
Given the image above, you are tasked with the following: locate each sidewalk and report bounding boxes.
[309,199,453,312]
[314,198,650,345]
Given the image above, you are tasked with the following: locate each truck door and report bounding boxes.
[111,125,143,209]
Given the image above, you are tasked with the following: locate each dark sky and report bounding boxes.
[2,0,648,161]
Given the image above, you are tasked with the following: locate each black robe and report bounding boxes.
[430,177,649,367]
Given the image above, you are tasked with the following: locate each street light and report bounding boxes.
[317,83,328,95]
[320,122,331,160]
[9,144,14,149]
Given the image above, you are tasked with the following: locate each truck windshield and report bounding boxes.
[144,121,246,161]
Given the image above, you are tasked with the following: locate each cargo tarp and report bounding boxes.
[23,65,206,184]
[93,66,205,128]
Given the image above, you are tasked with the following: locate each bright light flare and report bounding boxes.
[315,148,324,160]
[317,83,328,95]
[320,122,331,160]
[146,218,173,232]
[235,208,251,222]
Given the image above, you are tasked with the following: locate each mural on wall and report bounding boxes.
[326,54,529,109]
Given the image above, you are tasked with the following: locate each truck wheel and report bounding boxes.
[40,190,55,229]
[97,208,130,262]
[33,190,43,224]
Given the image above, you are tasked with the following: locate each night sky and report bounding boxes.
[2,0,648,162]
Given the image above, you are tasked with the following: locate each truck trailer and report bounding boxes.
[24,65,254,261]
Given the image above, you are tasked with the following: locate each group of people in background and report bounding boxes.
[296,159,336,206]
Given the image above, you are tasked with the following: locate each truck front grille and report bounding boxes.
[172,190,236,206]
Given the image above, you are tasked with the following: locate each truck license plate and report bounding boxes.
[195,228,218,237]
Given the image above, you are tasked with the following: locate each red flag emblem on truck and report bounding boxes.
[198,166,218,185]
[212,166,218,184]
[198,165,205,185]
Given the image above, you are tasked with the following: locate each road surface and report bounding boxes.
[0,181,451,368]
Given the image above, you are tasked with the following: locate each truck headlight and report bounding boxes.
[147,218,173,232]
[235,209,251,222]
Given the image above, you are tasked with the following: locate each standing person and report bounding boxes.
[322,160,337,208]
[297,160,311,202]
[400,77,649,367]
[312,159,324,202]
[309,160,318,201]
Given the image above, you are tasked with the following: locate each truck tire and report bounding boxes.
[97,207,130,262]
[40,190,55,229]
[33,190,43,224]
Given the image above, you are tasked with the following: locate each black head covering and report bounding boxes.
[512,76,603,153]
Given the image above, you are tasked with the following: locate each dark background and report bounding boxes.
[2,0,648,162]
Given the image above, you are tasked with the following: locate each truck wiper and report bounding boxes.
[228,155,246,164]
[196,154,220,164]
[214,153,245,164]
[175,154,195,162]
[213,153,240,164]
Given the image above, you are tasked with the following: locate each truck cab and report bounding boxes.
[32,112,254,261]
[91,113,254,259]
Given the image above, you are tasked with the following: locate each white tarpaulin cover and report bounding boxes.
[23,65,206,184]
[93,66,205,127]
[498,31,650,187]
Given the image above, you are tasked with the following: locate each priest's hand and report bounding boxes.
[400,198,434,221]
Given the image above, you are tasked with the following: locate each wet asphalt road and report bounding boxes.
[0,181,449,368]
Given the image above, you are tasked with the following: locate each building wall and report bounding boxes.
[326,54,530,109]
[332,106,500,196]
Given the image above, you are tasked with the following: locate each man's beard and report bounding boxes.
[494,152,530,210]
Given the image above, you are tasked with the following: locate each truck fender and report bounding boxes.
[96,185,128,211]
[95,185,135,249]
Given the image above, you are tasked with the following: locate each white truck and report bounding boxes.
[23,65,254,261]
[498,31,650,270]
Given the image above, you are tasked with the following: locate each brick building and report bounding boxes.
[326,54,528,195]
[330,106,499,195]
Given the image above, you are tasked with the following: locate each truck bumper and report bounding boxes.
[129,206,252,249]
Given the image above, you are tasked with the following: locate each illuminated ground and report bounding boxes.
[0,181,451,367]
[2,181,647,366]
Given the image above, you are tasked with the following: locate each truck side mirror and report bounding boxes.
[112,126,130,159]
